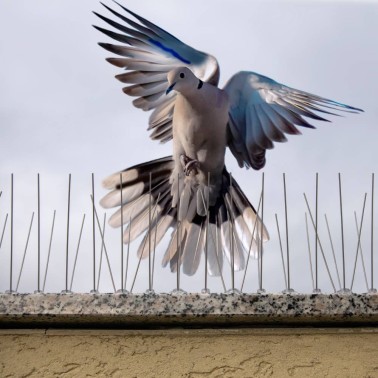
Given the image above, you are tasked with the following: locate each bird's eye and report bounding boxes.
[180,72,185,79]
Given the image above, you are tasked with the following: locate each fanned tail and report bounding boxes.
[101,156,269,276]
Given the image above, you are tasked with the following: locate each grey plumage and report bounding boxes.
[95,3,362,276]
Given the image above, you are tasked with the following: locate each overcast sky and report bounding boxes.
[0,0,377,294]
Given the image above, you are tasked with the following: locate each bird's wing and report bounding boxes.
[223,71,363,170]
[94,2,220,143]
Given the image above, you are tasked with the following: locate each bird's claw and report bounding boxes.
[180,154,200,176]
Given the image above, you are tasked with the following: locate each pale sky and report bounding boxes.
[0,0,377,294]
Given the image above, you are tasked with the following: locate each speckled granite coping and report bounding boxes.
[0,293,377,328]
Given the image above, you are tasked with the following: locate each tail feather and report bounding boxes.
[123,187,171,243]
[137,207,176,259]
[108,193,150,228]
[163,226,187,272]
[100,175,167,208]
[101,155,269,277]
[182,217,205,276]
[206,221,223,276]
[102,156,174,190]
[108,177,169,228]
[224,193,247,270]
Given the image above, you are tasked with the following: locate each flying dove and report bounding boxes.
[95,2,362,276]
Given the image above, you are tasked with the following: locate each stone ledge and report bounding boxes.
[0,293,377,328]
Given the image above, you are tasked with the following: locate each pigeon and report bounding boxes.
[94,2,363,276]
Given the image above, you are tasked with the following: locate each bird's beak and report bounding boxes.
[166,82,176,95]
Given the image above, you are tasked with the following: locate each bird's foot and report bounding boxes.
[180,154,200,176]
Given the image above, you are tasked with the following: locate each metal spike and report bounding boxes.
[69,214,86,292]
[351,194,368,290]
[303,193,336,292]
[275,213,288,290]
[43,210,56,293]
[324,214,342,291]
[151,215,158,289]
[91,173,97,294]
[172,173,185,295]
[16,212,35,292]
[62,174,72,294]
[230,173,235,292]
[36,173,41,293]
[116,173,127,294]
[305,213,315,291]
[147,172,153,293]
[370,173,377,293]
[6,174,15,293]
[202,172,210,294]
[91,195,116,293]
[0,214,8,250]
[353,211,369,292]
[338,173,348,292]
[123,216,131,292]
[257,172,266,294]
[96,213,107,292]
[282,173,294,294]
[315,173,319,292]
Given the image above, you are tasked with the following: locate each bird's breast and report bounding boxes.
[173,91,229,145]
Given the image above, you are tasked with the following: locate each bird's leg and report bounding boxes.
[180,154,200,176]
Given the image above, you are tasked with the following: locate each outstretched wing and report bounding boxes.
[94,2,220,143]
[223,71,363,170]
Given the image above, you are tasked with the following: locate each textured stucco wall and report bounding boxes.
[0,328,377,377]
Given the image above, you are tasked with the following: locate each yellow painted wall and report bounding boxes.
[0,328,377,377]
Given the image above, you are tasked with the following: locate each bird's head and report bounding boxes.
[166,67,201,95]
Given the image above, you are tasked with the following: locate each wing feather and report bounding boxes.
[224,71,363,169]
[95,3,219,143]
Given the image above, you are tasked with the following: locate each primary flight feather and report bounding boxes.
[94,2,362,276]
